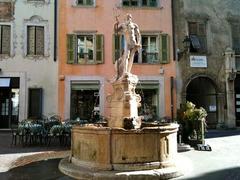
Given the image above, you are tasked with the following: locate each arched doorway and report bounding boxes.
[186,77,217,129]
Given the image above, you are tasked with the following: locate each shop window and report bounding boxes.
[113,33,169,64]
[28,88,43,119]
[136,83,159,121]
[188,22,207,53]
[70,82,100,121]
[67,34,104,64]
[0,25,11,55]
[27,26,44,56]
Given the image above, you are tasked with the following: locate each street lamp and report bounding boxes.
[177,35,191,61]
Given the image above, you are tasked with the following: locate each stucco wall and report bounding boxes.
[58,0,176,119]
[0,0,57,120]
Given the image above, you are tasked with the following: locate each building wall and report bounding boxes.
[0,0,57,122]
[58,0,176,120]
[174,0,240,128]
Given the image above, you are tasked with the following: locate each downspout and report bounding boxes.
[54,0,57,62]
[171,0,176,61]
[171,0,175,121]
[171,76,174,121]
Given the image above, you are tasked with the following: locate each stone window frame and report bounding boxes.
[72,0,96,8]
[0,22,16,59]
[64,75,105,120]
[23,15,50,59]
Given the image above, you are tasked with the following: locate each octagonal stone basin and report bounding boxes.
[69,123,179,171]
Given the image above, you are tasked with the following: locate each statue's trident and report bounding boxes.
[113,7,120,35]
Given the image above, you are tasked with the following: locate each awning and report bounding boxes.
[0,78,10,87]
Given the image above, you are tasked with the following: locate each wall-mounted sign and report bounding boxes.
[209,105,216,112]
[190,55,207,68]
[0,2,14,20]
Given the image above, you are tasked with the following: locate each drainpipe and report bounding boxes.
[171,0,176,61]
[54,0,57,62]
[171,76,174,121]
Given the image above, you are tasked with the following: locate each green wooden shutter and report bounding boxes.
[113,34,121,63]
[95,34,104,64]
[67,34,76,64]
[159,34,170,64]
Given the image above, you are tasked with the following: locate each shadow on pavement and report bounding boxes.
[184,167,240,180]
[0,159,74,180]
[205,129,240,139]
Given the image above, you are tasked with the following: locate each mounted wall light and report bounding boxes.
[177,35,191,61]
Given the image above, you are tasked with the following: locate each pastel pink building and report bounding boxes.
[58,0,176,122]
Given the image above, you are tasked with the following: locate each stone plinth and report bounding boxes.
[59,124,180,179]
[107,74,141,128]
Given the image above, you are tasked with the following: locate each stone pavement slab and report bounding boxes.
[174,129,240,180]
[0,131,70,173]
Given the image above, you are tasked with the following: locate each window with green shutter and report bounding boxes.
[113,33,169,64]
[67,33,104,64]
[159,34,170,64]
[67,34,76,64]
[95,34,104,64]
[77,0,94,6]
[122,0,158,7]
[113,34,124,63]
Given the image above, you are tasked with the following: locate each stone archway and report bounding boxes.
[186,76,218,129]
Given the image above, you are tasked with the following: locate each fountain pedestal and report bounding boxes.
[107,74,141,128]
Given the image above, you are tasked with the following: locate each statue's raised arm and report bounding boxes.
[113,14,141,81]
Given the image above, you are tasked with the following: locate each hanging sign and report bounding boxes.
[190,55,207,68]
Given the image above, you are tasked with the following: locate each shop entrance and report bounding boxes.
[0,77,20,129]
[186,77,217,129]
[234,74,240,127]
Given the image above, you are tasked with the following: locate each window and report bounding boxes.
[142,35,158,63]
[77,35,94,62]
[188,22,207,53]
[77,0,94,6]
[113,33,169,64]
[123,0,139,6]
[0,25,11,55]
[231,23,240,70]
[122,0,158,7]
[142,0,157,7]
[70,81,99,121]
[67,34,104,64]
[27,26,44,56]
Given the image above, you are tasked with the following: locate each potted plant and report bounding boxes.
[177,101,207,146]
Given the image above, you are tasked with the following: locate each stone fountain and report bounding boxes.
[59,14,180,179]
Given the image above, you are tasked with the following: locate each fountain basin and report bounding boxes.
[59,123,180,179]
